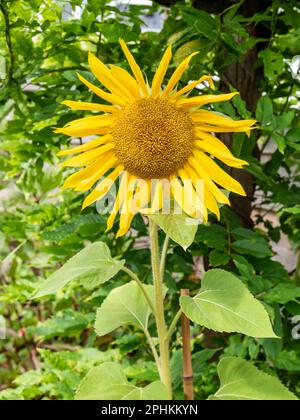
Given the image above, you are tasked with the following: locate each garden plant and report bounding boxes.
[0,0,300,401]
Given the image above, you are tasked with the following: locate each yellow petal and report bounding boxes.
[195,129,234,155]
[198,75,215,89]
[170,176,201,220]
[192,110,256,128]
[116,177,151,233]
[77,73,127,107]
[177,168,207,221]
[61,100,117,113]
[178,92,239,109]
[62,152,115,189]
[60,143,114,167]
[109,64,141,99]
[184,164,220,219]
[148,179,164,214]
[88,53,134,102]
[183,164,204,196]
[204,185,220,219]
[193,151,246,196]
[59,114,110,127]
[116,175,137,237]
[172,75,215,101]
[131,179,151,213]
[121,175,137,214]
[75,156,118,192]
[106,171,129,231]
[82,164,124,209]
[194,125,256,134]
[119,38,148,97]
[162,52,198,97]
[118,210,134,236]
[54,114,113,137]
[151,45,172,98]
[194,140,248,168]
[188,159,230,205]
[58,134,111,156]
[116,222,133,238]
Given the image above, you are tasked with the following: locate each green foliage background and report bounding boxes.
[0,0,300,400]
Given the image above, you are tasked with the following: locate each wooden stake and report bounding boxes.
[181,288,194,400]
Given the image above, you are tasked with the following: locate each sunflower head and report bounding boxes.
[55,39,256,237]
[113,97,195,179]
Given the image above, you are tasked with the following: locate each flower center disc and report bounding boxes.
[113,98,195,179]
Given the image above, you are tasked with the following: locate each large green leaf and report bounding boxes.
[256,94,273,124]
[180,269,277,338]
[181,8,219,41]
[263,283,300,304]
[150,213,198,249]
[32,309,92,340]
[275,350,300,372]
[196,224,228,250]
[209,249,230,267]
[259,49,284,81]
[231,228,272,258]
[33,242,124,298]
[211,357,298,400]
[95,281,158,336]
[75,362,167,400]
[272,132,286,154]
[259,304,283,360]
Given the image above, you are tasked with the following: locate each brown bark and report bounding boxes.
[154,0,271,226]
[218,1,270,227]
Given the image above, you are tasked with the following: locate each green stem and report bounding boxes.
[1,239,28,264]
[160,235,170,279]
[121,266,156,316]
[143,327,162,377]
[149,219,172,400]
[122,269,161,376]
[165,309,182,343]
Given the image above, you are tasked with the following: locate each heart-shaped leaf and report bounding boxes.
[180,269,277,338]
[150,213,198,249]
[95,281,161,336]
[33,242,124,298]
[75,362,167,400]
[210,357,298,400]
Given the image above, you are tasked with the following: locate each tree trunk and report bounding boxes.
[154,0,270,227]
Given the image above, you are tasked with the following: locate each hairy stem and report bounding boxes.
[121,266,156,316]
[160,234,170,279]
[149,219,172,399]
[165,309,182,343]
[143,327,161,377]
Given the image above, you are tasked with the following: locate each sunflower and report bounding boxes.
[55,39,256,237]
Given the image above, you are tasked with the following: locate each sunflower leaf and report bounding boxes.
[150,213,198,250]
[180,269,277,338]
[210,357,298,400]
[95,281,162,336]
[75,362,167,400]
[33,242,124,298]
